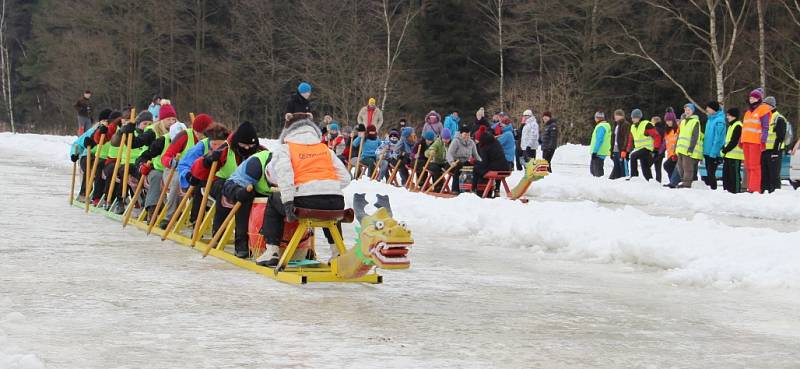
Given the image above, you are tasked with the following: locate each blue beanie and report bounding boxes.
[297,82,312,94]
[328,123,339,131]
[441,128,452,140]
[422,130,436,141]
[684,103,696,113]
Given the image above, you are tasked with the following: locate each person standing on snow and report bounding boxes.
[148,96,162,121]
[609,109,630,180]
[539,111,558,172]
[741,88,771,193]
[422,110,444,138]
[255,115,351,267]
[626,109,661,181]
[495,115,517,170]
[721,108,744,194]
[762,96,787,193]
[590,111,611,177]
[286,82,313,120]
[74,90,94,134]
[675,103,704,188]
[443,111,461,139]
[447,126,481,193]
[520,109,539,164]
[662,110,680,184]
[357,97,384,133]
[701,101,727,190]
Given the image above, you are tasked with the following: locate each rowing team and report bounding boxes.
[72,106,349,267]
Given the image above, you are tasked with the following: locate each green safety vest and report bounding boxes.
[181,128,196,157]
[589,121,612,157]
[108,131,146,164]
[676,116,704,160]
[145,124,171,171]
[215,147,238,179]
[91,132,110,159]
[766,111,785,150]
[630,120,654,151]
[723,121,744,160]
[252,150,273,195]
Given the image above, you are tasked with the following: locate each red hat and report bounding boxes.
[542,111,552,118]
[159,104,176,120]
[193,113,213,133]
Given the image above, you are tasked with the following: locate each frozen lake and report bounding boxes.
[1,137,799,368]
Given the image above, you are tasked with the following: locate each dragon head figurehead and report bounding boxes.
[331,194,414,279]
[509,159,550,199]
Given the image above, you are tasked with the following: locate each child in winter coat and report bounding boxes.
[326,122,346,156]
[376,129,407,182]
[351,124,382,178]
[422,111,443,137]
[424,128,451,191]
[495,116,517,170]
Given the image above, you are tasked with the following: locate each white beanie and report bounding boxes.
[169,122,187,140]
[523,109,533,117]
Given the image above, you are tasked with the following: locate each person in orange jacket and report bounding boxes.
[740,88,772,193]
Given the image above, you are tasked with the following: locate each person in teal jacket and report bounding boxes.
[702,101,727,190]
[69,109,112,202]
[496,117,517,169]
[443,111,460,138]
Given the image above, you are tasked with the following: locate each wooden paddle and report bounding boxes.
[85,134,106,213]
[370,152,385,181]
[122,165,147,228]
[353,134,365,179]
[405,144,423,189]
[120,132,134,207]
[191,161,218,247]
[423,161,458,193]
[84,144,92,205]
[201,185,252,258]
[386,158,403,185]
[346,133,355,173]
[106,133,127,206]
[161,186,195,241]
[147,154,180,235]
[69,146,77,205]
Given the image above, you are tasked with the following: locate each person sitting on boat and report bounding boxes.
[256,114,351,267]
[177,123,230,226]
[190,121,262,255]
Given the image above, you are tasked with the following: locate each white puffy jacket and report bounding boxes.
[520,116,540,150]
[266,119,351,203]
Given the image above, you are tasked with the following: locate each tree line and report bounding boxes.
[0,0,798,143]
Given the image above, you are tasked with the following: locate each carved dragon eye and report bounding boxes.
[374,221,385,230]
[399,221,407,229]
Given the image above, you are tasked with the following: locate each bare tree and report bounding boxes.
[0,0,13,132]
[609,0,749,105]
[378,0,418,112]
[479,0,505,110]
[757,0,766,90]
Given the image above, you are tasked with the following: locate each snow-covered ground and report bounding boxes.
[1,133,800,368]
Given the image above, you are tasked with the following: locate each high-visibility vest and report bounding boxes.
[589,121,612,157]
[288,142,338,186]
[676,116,704,160]
[215,147,238,180]
[723,121,744,160]
[665,129,679,157]
[630,120,654,151]
[251,150,273,195]
[766,111,785,150]
[741,103,771,144]
[181,128,196,157]
[108,131,146,164]
[145,124,171,171]
[91,131,111,159]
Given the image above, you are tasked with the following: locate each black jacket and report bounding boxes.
[285,92,311,115]
[475,134,509,175]
[540,119,559,150]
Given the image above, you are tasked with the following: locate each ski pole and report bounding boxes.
[202,185,252,258]
[191,161,218,247]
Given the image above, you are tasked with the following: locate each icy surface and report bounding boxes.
[1,133,800,368]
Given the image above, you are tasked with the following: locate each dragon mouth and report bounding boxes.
[371,241,412,266]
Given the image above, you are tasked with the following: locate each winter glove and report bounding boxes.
[620,151,628,159]
[203,150,222,167]
[121,122,136,135]
[140,162,152,177]
[284,201,297,223]
[670,155,678,162]
[232,185,254,203]
[591,153,599,160]
[83,136,95,148]
[97,124,108,135]
[187,173,202,186]
[70,154,79,163]
[468,157,477,165]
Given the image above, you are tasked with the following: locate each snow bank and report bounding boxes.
[344,179,800,288]
[0,312,47,369]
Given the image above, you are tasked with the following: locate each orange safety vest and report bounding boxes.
[288,142,338,186]
[665,129,679,157]
[741,103,772,144]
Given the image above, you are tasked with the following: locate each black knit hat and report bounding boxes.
[108,111,122,121]
[459,125,471,133]
[98,109,113,121]
[726,107,741,120]
[356,124,366,132]
[233,121,258,145]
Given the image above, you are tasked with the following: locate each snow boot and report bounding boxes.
[159,219,169,230]
[109,201,125,215]
[255,245,281,268]
[234,242,250,259]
